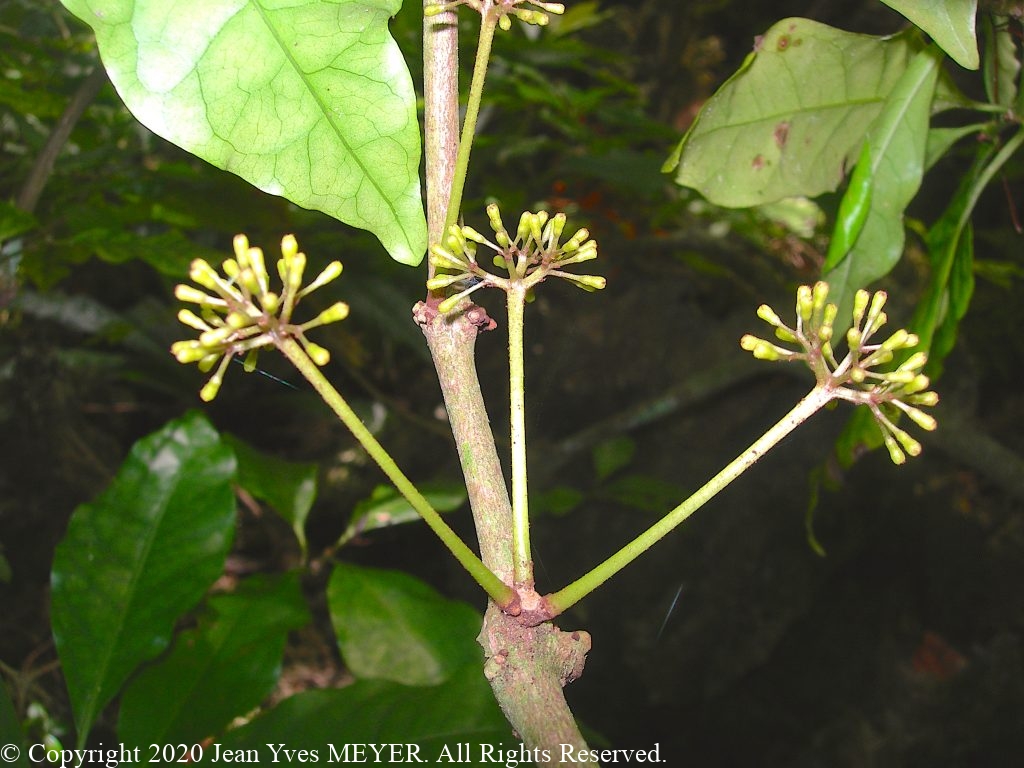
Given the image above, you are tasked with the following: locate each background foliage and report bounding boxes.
[2,0,1024,764]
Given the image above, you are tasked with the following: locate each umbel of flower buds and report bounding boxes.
[740,282,939,464]
[424,0,564,30]
[171,234,348,401]
[428,203,604,313]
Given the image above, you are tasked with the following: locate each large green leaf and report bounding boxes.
[50,411,236,745]
[216,666,515,762]
[665,19,918,207]
[223,434,317,555]
[823,46,941,323]
[59,0,427,266]
[327,563,482,686]
[118,572,309,747]
[880,0,978,70]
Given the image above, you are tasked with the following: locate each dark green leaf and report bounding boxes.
[223,434,318,555]
[51,411,236,744]
[118,572,309,747]
[0,681,28,768]
[59,0,426,266]
[337,483,466,548]
[533,485,585,517]
[591,436,636,481]
[823,45,940,324]
[0,202,36,241]
[666,20,918,206]
[327,563,482,686]
[216,666,514,761]
[598,474,686,514]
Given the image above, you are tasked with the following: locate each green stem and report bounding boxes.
[547,386,833,614]
[443,11,497,233]
[277,335,515,607]
[507,283,532,585]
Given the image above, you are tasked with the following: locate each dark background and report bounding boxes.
[2,0,1023,764]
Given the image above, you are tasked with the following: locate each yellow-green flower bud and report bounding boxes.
[900,403,937,431]
[175,284,226,308]
[544,212,566,249]
[796,284,813,324]
[188,259,220,291]
[461,226,489,245]
[897,351,928,373]
[315,301,350,325]
[233,234,250,261]
[893,426,921,457]
[299,260,343,297]
[429,244,470,271]
[171,341,207,363]
[499,14,512,30]
[882,431,906,465]
[564,273,606,291]
[225,311,251,330]
[562,228,589,252]
[177,309,210,332]
[200,376,223,402]
[756,304,783,327]
[906,391,939,407]
[851,289,870,328]
[260,291,280,314]
[304,341,331,366]
[281,234,298,259]
[811,281,829,315]
[516,211,532,243]
[199,327,233,347]
[427,273,471,291]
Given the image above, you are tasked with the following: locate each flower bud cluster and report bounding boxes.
[740,282,938,464]
[171,234,348,401]
[428,203,604,313]
[425,0,564,30]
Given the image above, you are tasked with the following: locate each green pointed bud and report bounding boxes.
[562,227,589,252]
[171,341,207,363]
[774,326,799,343]
[817,323,833,343]
[533,1,565,13]
[811,281,829,315]
[499,13,512,30]
[846,326,862,351]
[906,391,939,407]
[281,234,298,259]
[188,259,220,291]
[901,403,937,431]
[851,289,870,328]
[756,304,783,327]
[222,258,240,280]
[242,349,259,373]
[247,247,269,295]
[493,254,510,271]
[260,291,280,314]
[881,329,908,350]
[429,244,470,271]
[197,353,220,373]
[427,273,471,290]
[233,234,250,261]
[897,351,928,373]
[564,273,606,291]
[199,327,233,347]
[543,212,566,249]
[850,365,866,383]
[882,431,906,465]
[516,211,533,243]
[446,223,467,253]
[438,293,463,314]
[487,202,505,232]
[880,370,917,385]
[226,311,251,330]
[495,230,511,248]
[821,303,838,333]
[796,284,813,323]
[557,243,598,265]
[285,251,307,292]
[900,374,930,395]
[892,426,921,457]
[317,301,350,325]
[200,377,222,402]
[177,309,211,332]
[864,291,887,334]
[531,211,548,242]
[175,284,227,308]
[514,8,548,25]
[461,226,489,245]
[298,260,343,297]
[305,342,329,366]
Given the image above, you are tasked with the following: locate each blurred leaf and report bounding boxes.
[598,474,685,514]
[533,485,585,517]
[0,680,28,768]
[118,572,309,747]
[327,563,481,686]
[982,13,1020,106]
[51,411,236,744]
[223,434,318,555]
[216,666,514,759]
[666,20,918,207]
[337,483,465,548]
[823,46,941,324]
[591,436,636,482]
[880,0,978,70]
[0,202,36,241]
[925,124,987,170]
[59,0,426,266]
